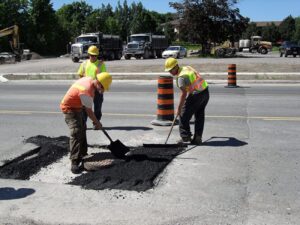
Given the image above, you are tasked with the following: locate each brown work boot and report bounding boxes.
[177,136,192,144]
[191,136,202,145]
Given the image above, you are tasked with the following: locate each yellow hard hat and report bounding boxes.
[88,45,99,56]
[97,72,112,91]
[164,57,178,72]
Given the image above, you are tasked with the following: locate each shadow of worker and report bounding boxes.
[203,136,248,147]
[0,187,35,200]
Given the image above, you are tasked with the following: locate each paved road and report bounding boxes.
[1,51,300,74]
[0,80,299,224]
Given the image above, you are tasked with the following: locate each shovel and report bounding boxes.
[143,115,187,148]
[164,114,179,144]
[101,128,129,159]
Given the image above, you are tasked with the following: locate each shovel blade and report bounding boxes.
[108,140,130,158]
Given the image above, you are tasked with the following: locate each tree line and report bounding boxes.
[0,0,299,56]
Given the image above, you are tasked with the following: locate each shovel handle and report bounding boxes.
[101,128,113,142]
[165,114,179,144]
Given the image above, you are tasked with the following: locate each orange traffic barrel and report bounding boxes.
[151,76,175,126]
[226,64,238,88]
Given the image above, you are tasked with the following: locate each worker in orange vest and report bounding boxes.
[164,58,209,145]
[60,72,112,174]
[78,45,107,128]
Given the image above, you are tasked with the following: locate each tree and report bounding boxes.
[242,22,261,39]
[115,0,131,41]
[279,15,295,41]
[0,0,29,51]
[293,17,300,43]
[261,23,280,44]
[27,0,61,54]
[170,0,249,54]
[56,1,93,40]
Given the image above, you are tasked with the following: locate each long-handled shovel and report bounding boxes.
[164,114,179,144]
[101,128,129,158]
[143,114,186,148]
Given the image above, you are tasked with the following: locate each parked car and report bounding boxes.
[279,41,300,57]
[0,52,16,64]
[162,46,187,58]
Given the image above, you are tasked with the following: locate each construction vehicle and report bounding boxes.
[0,25,32,62]
[0,25,31,62]
[124,33,168,59]
[238,36,272,54]
[71,32,123,62]
[211,40,236,57]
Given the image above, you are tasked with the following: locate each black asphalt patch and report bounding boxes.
[0,136,186,192]
[0,135,69,179]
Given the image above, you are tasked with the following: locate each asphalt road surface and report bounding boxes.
[0,80,299,224]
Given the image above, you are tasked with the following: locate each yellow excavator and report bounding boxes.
[0,25,28,62]
[211,40,236,58]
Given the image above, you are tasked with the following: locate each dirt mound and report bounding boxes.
[30,52,44,59]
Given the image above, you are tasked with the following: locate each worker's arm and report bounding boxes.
[79,94,102,129]
[85,107,102,129]
[177,88,187,116]
[77,63,84,78]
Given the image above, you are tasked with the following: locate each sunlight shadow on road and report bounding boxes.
[203,136,248,147]
[0,187,35,200]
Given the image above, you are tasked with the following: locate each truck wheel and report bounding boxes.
[135,55,141,59]
[293,54,296,58]
[260,48,268,54]
[115,51,122,60]
[216,48,225,57]
[156,51,162,58]
[72,57,79,63]
[143,49,149,59]
[124,55,131,60]
[280,52,283,57]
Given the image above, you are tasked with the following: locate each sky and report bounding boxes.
[51,0,300,22]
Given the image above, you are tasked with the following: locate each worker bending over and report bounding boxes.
[60,72,112,174]
[77,45,107,129]
[164,58,209,145]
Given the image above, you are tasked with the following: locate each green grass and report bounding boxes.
[272,46,279,52]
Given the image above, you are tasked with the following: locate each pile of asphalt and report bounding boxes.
[0,135,69,180]
[0,136,186,192]
[70,146,184,191]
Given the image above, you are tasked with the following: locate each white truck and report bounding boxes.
[238,36,272,54]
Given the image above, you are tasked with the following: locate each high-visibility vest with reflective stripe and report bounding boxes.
[176,66,208,93]
[60,77,95,113]
[78,60,106,79]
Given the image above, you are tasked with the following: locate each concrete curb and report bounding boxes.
[1,72,300,82]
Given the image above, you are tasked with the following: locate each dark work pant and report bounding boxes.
[83,90,104,122]
[179,88,210,139]
[94,90,103,121]
[64,111,87,163]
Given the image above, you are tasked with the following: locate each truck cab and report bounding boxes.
[124,33,168,60]
[71,33,99,62]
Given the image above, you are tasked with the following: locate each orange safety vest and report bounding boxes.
[176,66,208,93]
[60,77,95,113]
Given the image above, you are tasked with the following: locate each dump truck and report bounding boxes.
[0,25,31,62]
[71,32,123,62]
[124,33,168,59]
[238,36,272,54]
